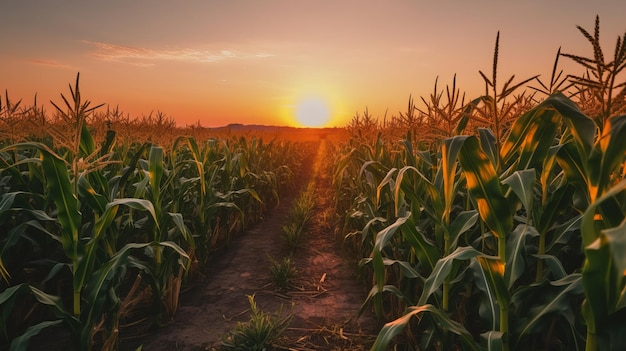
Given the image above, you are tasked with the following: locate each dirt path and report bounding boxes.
[126,140,378,350]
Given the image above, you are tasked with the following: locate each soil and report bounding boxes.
[123,140,379,350]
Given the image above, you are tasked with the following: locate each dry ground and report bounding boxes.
[124,140,379,350]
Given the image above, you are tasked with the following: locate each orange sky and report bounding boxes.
[1,1,625,127]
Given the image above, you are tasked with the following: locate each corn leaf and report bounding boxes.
[448,210,479,250]
[480,330,504,351]
[502,169,536,218]
[418,246,484,305]
[471,259,499,330]
[441,137,464,220]
[370,304,479,351]
[39,147,81,256]
[401,216,440,273]
[10,320,64,351]
[477,256,510,311]
[588,114,626,199]
[514,273,583,344]
[478,128,499,170]
[458,135,512,239]
[505,224,540,289]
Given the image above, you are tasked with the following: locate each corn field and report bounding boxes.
[1,15,626,351]
[333,17,626,350]
[0,74,319,350]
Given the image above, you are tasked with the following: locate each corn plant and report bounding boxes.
[336,17,625,351]
[0,75,174,350]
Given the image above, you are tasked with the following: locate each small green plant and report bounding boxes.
[221,294,292,351]
[268,255,297,291]
[281,221,304,249]
[282,185,316,249]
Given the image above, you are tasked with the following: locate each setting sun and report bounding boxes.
[295,97,330,127]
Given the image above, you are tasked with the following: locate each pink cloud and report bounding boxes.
[29,59,72,69]
[82,41,274,66]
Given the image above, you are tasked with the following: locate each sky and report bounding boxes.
[1,1,625,128]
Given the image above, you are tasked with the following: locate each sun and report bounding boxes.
[295,98,330,127]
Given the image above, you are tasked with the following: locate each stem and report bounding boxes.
[501,305,510,351]
[498,235,506,264]
[73,289,81,317]
[498,236,509,351]
[443,281,450,312]
[535,229,546,282]
[443,229,451,312]
[586,329,597,351]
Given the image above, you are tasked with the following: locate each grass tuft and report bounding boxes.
[221,294,292,351]
[268,255,297,291]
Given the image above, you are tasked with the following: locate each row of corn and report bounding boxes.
[333,18,626,350]
[0,76,317,350]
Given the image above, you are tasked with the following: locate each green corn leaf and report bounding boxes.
[148,145,164,212]
[168,212,195,250]
[75,198,160,302]
[100,130,116,156]
[448,210,479,250]
[501,92,594,174]
[556,142,590,210]
[374,214,409,252]
[538,184,575,237]
[501,105,558,171]
[515,111,559,172]
[502,169,536,219]
[92,198,158,242]
[78,121,96,158]
[0,220,56,282]
[372,247,385,319]
[515,273,583,344]
[582,215,626,327]
[158,241,190,264]
[477,256,510,310]
[458,135,512,240]
[582,240,613,336]
[546,215,582,252]
[358,284,406,318]
[401,216,440,273]
[588,115,626,200]
[478,128,499,170]
[471,259,499,330]
[113,142,148,198]
[418,246,484,305]
[442,137,465,220]
[78,174,107,213]
[532,254,568,280]
[581,178,626,247]
[382,258,421,279]
[395,166,441,221]
[376,167,397,209]
[360,257,423,279]
[603,218,626,286]
[0,284,24,305]
[548,92,596,154]
[228,188,263,204]
[353,216,386,246]
[39,147,81,257]
[0,191,28,212]
[10,320,64,351]
[480,330,504,351]
[370,304,479,351]
[505,224,540,289]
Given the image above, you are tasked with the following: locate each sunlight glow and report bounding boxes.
[295,98,330,127]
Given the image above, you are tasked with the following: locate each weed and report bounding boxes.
[221,295,292,351]
[268,255,297,291]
